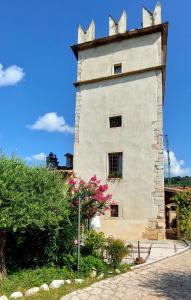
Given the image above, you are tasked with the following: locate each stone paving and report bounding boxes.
[129,240,188,265]
[60,248,191,300]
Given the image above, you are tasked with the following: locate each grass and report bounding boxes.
[0,267,74,296]
[0,264,130,299]
[22,279,97,300]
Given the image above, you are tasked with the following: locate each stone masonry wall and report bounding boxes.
[143,71,165,240]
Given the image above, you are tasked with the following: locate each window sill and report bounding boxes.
[107,177,123,181]
[109,126,122,129]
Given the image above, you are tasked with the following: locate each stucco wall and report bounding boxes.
[77,32,162,82]
[74,31,165,240]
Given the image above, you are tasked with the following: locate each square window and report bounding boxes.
[114,64,122,74]
[111,205,119,217]
[108,152,123,178]
[109,116,122,128]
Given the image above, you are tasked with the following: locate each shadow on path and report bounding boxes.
[139,271,191,299]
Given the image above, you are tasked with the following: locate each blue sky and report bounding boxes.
[0,0,190,175]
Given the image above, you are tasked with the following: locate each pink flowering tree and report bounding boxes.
[68,175,113,229]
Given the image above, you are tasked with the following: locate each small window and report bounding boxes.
[114,64,122,74]
[111,205,119,217]
[109,116,122,128]
[108,152,123,178]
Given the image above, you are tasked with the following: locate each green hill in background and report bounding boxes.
[165,176,191,187]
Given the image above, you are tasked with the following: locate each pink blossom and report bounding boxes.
[99,184,108,193]
[90,175,97,182]
[68,179,76,185]
[105,194,112,201]
[86,183,92,189]
[71,187,79,194]
[79,179,85,185]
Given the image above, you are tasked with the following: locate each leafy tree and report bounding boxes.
[67,176,114,229]
[0,156,68,278]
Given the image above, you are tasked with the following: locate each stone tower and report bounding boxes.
[72,2,168,240]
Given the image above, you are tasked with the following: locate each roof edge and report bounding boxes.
[71,22,168,59]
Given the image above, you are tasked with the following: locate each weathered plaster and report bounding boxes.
[73,25,166,240]
[78,33,162,81]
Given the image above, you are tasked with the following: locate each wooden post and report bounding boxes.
[138,241,140,259]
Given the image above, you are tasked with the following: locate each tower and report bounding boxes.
[72,3,168,240]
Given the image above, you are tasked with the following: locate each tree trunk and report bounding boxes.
[0,230,6,279]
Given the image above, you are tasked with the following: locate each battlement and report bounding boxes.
[77,2,162,44]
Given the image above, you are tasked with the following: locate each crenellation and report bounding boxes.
[78,20,95,44]
[109,11,127,36]
[143,2,162,28]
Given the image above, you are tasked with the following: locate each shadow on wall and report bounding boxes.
[139,270,191,299]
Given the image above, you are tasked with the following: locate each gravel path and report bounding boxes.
[60,248,191,300]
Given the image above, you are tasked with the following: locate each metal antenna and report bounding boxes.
[165,134,171,186]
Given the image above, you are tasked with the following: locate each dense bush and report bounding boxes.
[80,256,107,276]
[6,219,76,270]
[0,156,69,277]
[62,253,78,271]
[106,237,128,269]
[82,230,105,257]
[172,191,191,239]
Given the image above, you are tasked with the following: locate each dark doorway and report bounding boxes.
[165,188,178,239]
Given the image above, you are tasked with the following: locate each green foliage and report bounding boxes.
[117,263,130,273]
[165,176,191,187]
[80,256,107,276]
[62,253,78,271]
[106,237,128,269]
[0,155,69,232]
[6,219,76,270]
[0,155,71,275]
[82,230,105,257]
[0,266,74,295]
[172,192,191,239]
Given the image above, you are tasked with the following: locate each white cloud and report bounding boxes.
[164,150,191,177]
[27,112,74,134]
[0,64,25,87]
[25,152,46,162]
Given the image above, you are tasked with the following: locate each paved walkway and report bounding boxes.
[61,248,191,300]
[124,240,188,265]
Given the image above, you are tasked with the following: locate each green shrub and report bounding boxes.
[80,256,107,276]
[62,253,78,271]
[106,237,128,269]
[172,191,191,239]
[6,219,76,270]
[118,263,130,273]
[82,230,105,257]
